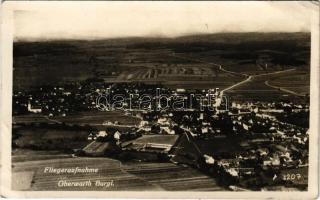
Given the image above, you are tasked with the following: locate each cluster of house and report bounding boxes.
[14,80,225,117]
[13,81,114,116]
[14,81,309,190]
[79,95,309,189]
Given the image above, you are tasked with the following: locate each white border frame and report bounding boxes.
[1,1,319,199]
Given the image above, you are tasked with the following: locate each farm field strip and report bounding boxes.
[123,162,225,191]
[12,154,73,162]
[115,52,243,90]
[12,157,224,191]
[12,157,161,191]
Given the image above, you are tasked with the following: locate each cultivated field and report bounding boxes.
[52,111,141,126]
[123,162,224,191]
[13,111,141,127]
[12,157,224,191]
[12,157,154,191]
[12,149,73,162]
[13,114,53,124]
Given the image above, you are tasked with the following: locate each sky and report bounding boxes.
[12,1,317,41]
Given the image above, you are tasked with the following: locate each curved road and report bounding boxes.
[221,68,296,92]
[169,53,298,96]
[265,80,305,97]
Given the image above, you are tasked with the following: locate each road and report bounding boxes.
[169,53,298,96]
[221,76,252,94]
[222,68,297,94]
[265,80,305,97]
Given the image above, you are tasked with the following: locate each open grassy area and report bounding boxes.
[131,135,179,146]
[195,137,244,157]
[13,126,89,151]
[226,69,309,101]
[269,72,310,95]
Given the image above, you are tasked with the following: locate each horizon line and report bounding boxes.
[14,31,311,43]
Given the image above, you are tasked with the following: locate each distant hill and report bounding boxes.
[13,32,310,91]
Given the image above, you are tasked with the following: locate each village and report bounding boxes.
[12,79,309,191]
